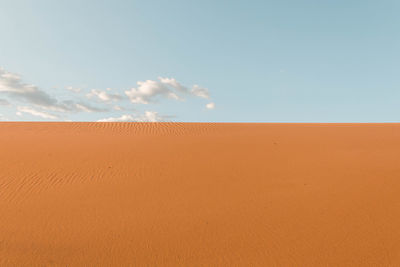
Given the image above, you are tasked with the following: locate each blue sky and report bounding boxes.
[0,0,399,122]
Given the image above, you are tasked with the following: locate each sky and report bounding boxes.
[0,0,399,122]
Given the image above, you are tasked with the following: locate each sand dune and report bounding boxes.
[1,122,400,266]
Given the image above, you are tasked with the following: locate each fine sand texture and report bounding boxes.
[1,122,400,266]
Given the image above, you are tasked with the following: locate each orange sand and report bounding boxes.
[1,122,400,266]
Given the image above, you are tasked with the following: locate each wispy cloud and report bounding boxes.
[0,67,215,121]
[97,111,172,122]
[87,89,123,102]
[17,106,58,119]
[66,86,82,93]
[0,68,60,109]
[0,68,107,113]
[191,85,210,99]
[125,77,210,104]
[125,79,179,104]
[74,102,107,112]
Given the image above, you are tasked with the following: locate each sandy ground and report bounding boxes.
[1,122,400,266]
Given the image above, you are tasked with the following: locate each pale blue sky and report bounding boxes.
[0,0,399,122]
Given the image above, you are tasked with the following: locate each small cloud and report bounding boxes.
[17,106,58,119]
[206,102,215,109]
[191,85,210,99]
[66,86,81,93]
[125,79,174,104]
[125,77,211,104]
[159,77,188,93]
[87,89,123,102]
[139,111,172,122]
[75,103,107,113]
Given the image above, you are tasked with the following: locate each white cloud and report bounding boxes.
[66,86,81,93]
[0,68,59,108]
[206,102,215,109]
[139,111,169,122]
[0,67,107,113]
[17,106,58,119]
[125,77,211,104]
[74,103,106,113]
[97,111,171,122]
[1,67,215,121]
[158,77,188,93]
[191,85,210,99]
[125,79,178,104]
[86,89,122,102]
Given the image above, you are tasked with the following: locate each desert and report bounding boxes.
[1,122,400,266]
